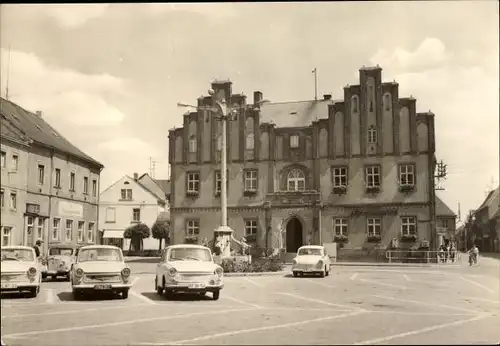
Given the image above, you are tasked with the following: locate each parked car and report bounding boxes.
[155,244,224,300]
[70,245,132,300]
[291,245,331,277]
[45,244,78,281]
[1,246,42,297]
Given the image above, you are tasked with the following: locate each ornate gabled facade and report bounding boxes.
[168,66,440,256]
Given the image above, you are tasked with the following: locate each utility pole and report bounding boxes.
[5,44,11,100]
[432,159,448,249]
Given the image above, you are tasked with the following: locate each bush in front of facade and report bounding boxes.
[220,256,284,273]
[124,223,151,252]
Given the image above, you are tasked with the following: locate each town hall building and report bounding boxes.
[168,66,450,257]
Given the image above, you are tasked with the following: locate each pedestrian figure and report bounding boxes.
[450,243,457,263]
[468,244,479,266]
[438,246,445,263]
[33,239,43,258]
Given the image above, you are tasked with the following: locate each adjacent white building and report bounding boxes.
[99,173,170,251]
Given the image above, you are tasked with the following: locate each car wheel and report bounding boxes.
[293,272,298,277]
[325,266,329,276]
[156,278,164,295]
[164,290,174,300]
[319,270,325,278]
[122,290,129,299]
[72,289,83,300]
[212,291,220,300]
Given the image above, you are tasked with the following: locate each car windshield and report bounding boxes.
[1,248,35,262]
[49,248,74,256]
[78,248,123,262]
[168,248,212,262]
[298,248,323,256]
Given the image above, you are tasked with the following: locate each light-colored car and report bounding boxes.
[70,245,132,300]
[45,245,77,281]
[292,245,331,277]
[155,244,224,300]
[1,246,42,297]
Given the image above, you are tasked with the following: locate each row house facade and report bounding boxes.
[0,97,103,254]
[99,173,169,251]
[168,66,444,255]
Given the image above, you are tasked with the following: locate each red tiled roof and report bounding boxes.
[0,97,103,168]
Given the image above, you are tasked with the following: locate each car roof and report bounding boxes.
[1,246,34,251]
[49,244,76,250]
[298,245,324,250]
[166,244,210,250]
[78,245,122,251]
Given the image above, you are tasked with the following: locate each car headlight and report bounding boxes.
[168,267,177,276]
[121,268,131,277]
[75,268,84,277]
[316,260,324,268]
[292,259,297,265]
[27,267,37,276]
[215,267,223,276]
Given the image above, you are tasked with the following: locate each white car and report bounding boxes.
[292,245,331,277]
[70,245,132,300]
[1,246,42,297]
[155,244,224,300]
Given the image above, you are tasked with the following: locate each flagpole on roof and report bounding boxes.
[312,68,317,101]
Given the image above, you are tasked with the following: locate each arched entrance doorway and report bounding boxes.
[286,217,303,253]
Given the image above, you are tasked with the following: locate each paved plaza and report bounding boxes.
[1,265,499,345]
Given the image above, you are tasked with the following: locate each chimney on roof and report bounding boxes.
[323,94,332,101]
[35,111,43,117]
[253,91,263,105]
[133,173,138,181]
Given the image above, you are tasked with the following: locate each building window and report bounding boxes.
[384,94,391,111]
[11,154,19,171]
[401,216,417,236]
[367,126,377,144]
[367,218,381,237]
[132,208,141,222]
[2,226,12,246]
[54,169,61,187]
[186,220,200,237]
[217,134,223,151]
[121,189,133,200]
[92,180,97,197]
[52,218,61,241]
[290,135,299,149]
[83,177,89,194]
[187,172,200,194]
[105,207,116,223]
[333,218,348,236]
[70,172,75,191]
[188,135,197,153]
[244,219,258,236]
[10,192,16,210]
[65,220,73,242]
[0,189,4,208]
[438,219,448,229]
[244,170,258,192]
[332,167,348,187]
[365,166,380,188]
[37,218,44,240]
[88,222,95,243]
[38,164,45,185]
[351,95,359,113]
[77,221,85,242]
[246,133,255,150]
[399,164,415,186]
[0,151,5,168]
[27,217,34,241]
[287,168,305,192]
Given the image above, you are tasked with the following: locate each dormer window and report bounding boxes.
[290,135,299,149]
[367,126,377,144]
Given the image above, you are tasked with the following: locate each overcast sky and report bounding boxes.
[1,2,498,220]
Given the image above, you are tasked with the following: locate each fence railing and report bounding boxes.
[385,250,461,264]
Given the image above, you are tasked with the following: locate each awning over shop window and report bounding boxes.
[103,230,125,239]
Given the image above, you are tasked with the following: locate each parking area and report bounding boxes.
[2,267,499,345]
